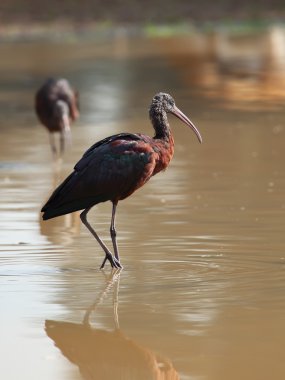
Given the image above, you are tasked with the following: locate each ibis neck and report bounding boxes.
[150,109,172,140]
[55,100,70,131]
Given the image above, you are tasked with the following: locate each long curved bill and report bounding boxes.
[171,105,202,143]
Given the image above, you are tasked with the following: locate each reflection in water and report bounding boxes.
[208,27,285,108]
[39,164,81,245]
[45,271,179,380]
[39,210,80,246]
[1,31,285,380]
[166,26,285,110]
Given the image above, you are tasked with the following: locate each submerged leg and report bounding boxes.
[60,127,71,156]
[110,201,121,264]
[60,113,72,156]
[80,207,122,269]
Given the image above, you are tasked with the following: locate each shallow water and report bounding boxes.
[1,30,285,380]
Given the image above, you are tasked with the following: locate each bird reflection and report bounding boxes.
[45,271,179,380]
[39,166,81,246]
[39,210,80,246]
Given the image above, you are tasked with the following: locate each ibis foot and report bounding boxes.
[100,252,122,269]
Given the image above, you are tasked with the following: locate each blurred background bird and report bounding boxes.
[35,78,80,157]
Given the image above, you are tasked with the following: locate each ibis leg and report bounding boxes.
[49,133,57,156]
[60,126,71,156]
[80,207,122,269]
[110,201,121,264]
[60,131,65,156]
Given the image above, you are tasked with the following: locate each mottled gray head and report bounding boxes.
[151,92,175,113]
[150,92,202,143]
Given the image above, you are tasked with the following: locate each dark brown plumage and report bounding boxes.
[35,78,79,156]
[41,92,202,268]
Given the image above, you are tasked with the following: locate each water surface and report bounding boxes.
[0,30,285,380]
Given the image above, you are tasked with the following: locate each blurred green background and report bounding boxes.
[1,0,285,23]
[1,0,285,37]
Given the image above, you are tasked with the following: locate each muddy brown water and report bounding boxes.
[0,31,285,380]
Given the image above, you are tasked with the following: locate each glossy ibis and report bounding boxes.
[35,78,79,156]
[41,92,202,269]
